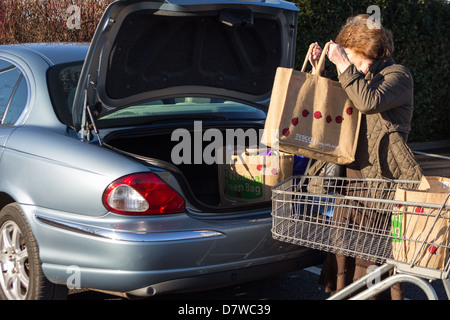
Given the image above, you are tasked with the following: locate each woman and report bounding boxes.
[309,14,423,299]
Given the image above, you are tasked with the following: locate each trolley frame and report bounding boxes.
[271,175,450,300]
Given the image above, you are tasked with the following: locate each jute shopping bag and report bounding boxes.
[261,42,361,165]
[218,149,293,205]
[392,176,450,270]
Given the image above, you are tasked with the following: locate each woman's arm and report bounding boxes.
[338,64,414,114]
[327,41,413,114]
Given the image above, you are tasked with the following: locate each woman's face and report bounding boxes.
[344,48,372,73]
[344,48,360,66]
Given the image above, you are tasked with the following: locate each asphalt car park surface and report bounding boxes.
[68,141,450,301]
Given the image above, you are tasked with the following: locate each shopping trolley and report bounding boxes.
[271,175,450,300]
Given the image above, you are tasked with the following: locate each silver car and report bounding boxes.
[0,0,322,300]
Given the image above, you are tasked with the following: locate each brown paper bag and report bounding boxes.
[392,177,450,270]
[261,42,361,165]
[218,149,293,205]
[418,176,450,192]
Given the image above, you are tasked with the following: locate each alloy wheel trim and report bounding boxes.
[0,220,29,300]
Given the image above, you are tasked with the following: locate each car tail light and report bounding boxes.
[103,173,185,215]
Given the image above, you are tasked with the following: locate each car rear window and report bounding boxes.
[97,97,266,127]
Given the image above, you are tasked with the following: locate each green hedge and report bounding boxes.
[293,0,450,142]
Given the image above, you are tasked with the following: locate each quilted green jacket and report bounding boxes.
[311,57,423,181]
[340,56,422,180]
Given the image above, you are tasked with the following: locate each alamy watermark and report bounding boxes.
[366,5,381,29]
[366,264,382,288]
[170,121,281,175]
[66,5,81,30]
[64,4,381,30]
[66,265,81,289]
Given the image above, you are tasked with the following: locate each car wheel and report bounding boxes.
[0,203,68,300]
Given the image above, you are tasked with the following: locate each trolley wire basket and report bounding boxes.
[271,175,450,280]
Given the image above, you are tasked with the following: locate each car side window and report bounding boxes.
[0,59,29,125]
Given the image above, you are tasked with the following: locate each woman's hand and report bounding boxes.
[326,40,352,73]
[309,42,324,75]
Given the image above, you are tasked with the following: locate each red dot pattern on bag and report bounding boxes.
[415,206,424,213]
[282,128,290,136]
[298,108,354,125]
[256,164,278,175]
[428,246,437,254]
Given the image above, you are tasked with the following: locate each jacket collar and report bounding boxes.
[365,56,395,80]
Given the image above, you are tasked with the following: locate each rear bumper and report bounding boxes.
[125,249,324,297]
[44,248,323,297]
[22,204,323,295]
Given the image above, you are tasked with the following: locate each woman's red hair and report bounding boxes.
[335,14,394,60]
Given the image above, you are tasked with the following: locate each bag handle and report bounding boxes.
[300,43,316,72]
[316,42,330,73]
[301,42,331,75]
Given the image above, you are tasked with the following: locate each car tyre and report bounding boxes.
[0,203,68,300]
